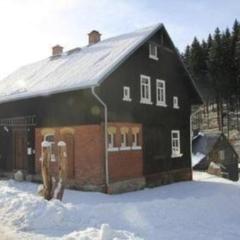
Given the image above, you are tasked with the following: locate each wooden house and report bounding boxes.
[192,132,239,181]
[0,23,202,193]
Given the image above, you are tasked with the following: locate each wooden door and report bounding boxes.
[143,125,167,174]
[14,129,27,170]
[63,133,75,178]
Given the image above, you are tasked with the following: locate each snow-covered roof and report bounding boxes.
[0,23,163,103]
[192,132,221,156]
[192,152,206,167]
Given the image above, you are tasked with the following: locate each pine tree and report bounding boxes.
[183,45,191,69]
[183,19,240,132]
[207,34,213,50]
[208,28,224,89]
[231,19,240,88]
[222,28,234,92]
[189,37,206,83]
[235,33,240,83]
[208,27,225,131]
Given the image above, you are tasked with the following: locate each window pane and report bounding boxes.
[126,133,129,146]
[136,133,140,145]
[172,133,178,138]
[45,135,54,142]
[108,133,112,147]
[121,133,124,144]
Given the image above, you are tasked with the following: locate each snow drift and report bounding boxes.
[0,172,240,239]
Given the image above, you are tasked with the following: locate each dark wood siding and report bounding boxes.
[98,29,192,174]
[13,128,28,170]
[0,128,13,171]
[0,89,103,172]
[0,89,103,127]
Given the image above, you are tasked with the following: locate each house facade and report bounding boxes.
[0,24,202,193]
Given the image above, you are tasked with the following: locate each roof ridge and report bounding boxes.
[0,23,163,103]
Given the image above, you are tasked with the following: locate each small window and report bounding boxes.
[132,128,141,150]
[45,134,54,143]
[123,86,131,102]
[149,43,158,60]
[156,79,166,107]
[173,96,179,109]
[218,150,225,161]
[120,127,131,150]
[171,130,182,158]
[108,132,117,151]
[140,75,152,104]
[108,127,118,151]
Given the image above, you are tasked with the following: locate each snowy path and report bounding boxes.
[0,172,240,240]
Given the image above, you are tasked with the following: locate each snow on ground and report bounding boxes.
[1,172,240,240]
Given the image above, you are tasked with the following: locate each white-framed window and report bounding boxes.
[132,128,141,150]
[171,130,182,158]
[120,127,131,150]
[218,150,225,161]
[173,96,179,109]
[123,86,132,102]
[149,43,158,60]
[156,79,167,107]
[140,75,152,105]
[44,134,56,162]
[108,127,118,152]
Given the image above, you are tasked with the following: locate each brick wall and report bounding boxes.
[35,125,105,188]
[108,122,144,182]
[35,122,144,191]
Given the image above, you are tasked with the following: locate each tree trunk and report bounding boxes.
[53,141,67,201]
[41,142,53,200]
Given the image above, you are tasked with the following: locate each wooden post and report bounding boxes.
[53,141,67,201]
[41,141,53,200]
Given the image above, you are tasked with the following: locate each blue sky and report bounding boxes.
[0,0,239,79]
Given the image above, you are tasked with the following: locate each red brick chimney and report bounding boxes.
[52,45,63,56]
[88,30,101,45]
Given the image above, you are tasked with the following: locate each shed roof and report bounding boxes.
[192,132,221,156]
[193,132,238,158]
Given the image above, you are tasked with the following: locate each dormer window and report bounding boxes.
[149,43,158,60]
[123,86,131,102]
[173,96,179,109]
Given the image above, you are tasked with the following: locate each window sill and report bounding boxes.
[171,153,183,158]
[108,147,119,152]
[131,146,142,150]
[140,99,153,105]
[149,55,159,61]
[173,106,180,109]
[156,102,167,107]
[119,146,131,151]
[123,98,132,102]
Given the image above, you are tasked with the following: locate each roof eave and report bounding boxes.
[0,82,99,104]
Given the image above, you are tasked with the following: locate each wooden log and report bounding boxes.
[53,141,67,201]
[40,141,53,200]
